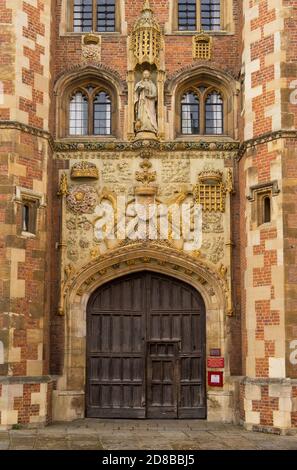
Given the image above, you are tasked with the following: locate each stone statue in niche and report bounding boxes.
[134,70,158,135]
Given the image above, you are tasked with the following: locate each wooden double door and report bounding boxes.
[86,271,206,419]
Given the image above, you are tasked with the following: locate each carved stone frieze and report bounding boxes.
[54,139,240,155]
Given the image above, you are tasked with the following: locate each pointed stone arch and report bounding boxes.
[52,242,232,422]
[166,64,240,140]
[54,64,126,138]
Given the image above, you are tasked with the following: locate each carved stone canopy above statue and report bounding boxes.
[130,0,163,67]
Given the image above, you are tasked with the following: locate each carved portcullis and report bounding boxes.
[194,168,232,212]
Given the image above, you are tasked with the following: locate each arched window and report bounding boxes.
[93,92,111,135]
[205,91,223,135]
[181,92,200,134]
[69,91,89,135]
[180,86,224,136]
[68,86,112,136]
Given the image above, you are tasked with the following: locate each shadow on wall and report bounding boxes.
[0,340,3,364]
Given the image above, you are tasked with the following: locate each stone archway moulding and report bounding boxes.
[53,242,232,421]
[64,242,228,313]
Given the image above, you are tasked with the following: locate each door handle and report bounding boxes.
[141,401,146,407]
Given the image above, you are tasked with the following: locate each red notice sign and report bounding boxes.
[207,357,224,368]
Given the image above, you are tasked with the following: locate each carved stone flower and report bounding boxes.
[66,185,97,214]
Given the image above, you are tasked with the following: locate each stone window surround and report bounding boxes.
[59,0,127,36]
[174,74,236,140]
[59,1,234,37]
[14,187,46,239]
[247,180,280,228]
[167,0,234,35]
[55,74,120,139]
[180,86,224,136]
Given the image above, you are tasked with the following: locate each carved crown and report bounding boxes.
[71,161,99,179]
[198,169,223,185]
[83,33,100,46]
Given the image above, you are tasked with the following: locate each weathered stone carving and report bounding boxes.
[54,139,240,154]
[102,160,132,184]
[67,248,79,262]
[58,172,69,196]
[71,161,99,179]
[82,34,101,63]
[135,157,156,185]
[202,212,224,233]
[66,185,97,214]
[162,159,189,183]
[79,238,90,249]
[202,236,224,264]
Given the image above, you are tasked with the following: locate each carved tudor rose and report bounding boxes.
[66,185,97,214]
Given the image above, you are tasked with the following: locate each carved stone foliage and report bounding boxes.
[66,216,92,231]
[54,139,240,154]
[135,158,156,185]
[66,185,97,214]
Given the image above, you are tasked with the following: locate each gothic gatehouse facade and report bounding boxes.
[0,0,297,433]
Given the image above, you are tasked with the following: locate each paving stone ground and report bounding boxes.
[0,419,296,450]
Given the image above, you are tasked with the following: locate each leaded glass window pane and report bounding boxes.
[93,92,111,135]
[201,0,221,31]
[69,92,89,135]
[181,92,200,134]
[205,91,223,134]
[73,0,93,32]
[178,0,197,31]
[97,0,116,32]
